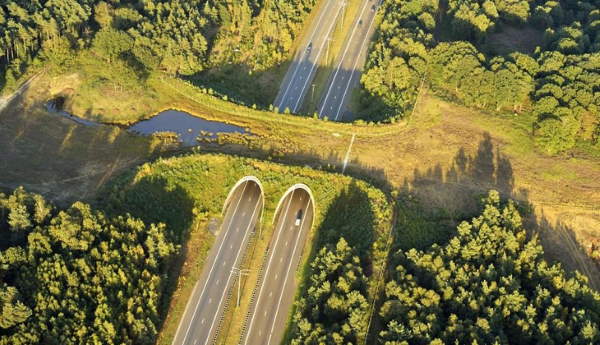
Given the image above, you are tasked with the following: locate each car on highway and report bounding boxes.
[295,209,303,226]
[307,42,312,52]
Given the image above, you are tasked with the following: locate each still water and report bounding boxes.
[129,110,247,146]
[47,100,247,146]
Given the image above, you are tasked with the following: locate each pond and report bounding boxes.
[46,99,248,146]
[129,110,248,146]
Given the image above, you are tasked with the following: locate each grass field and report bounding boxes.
[100,153,393,345]
[4,64,599,291]
[2,0,598,342]
[1,27,599,345]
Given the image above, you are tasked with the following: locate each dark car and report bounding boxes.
[295,209,304,226]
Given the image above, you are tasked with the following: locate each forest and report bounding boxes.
[289,191,600,344]
[378,191,600,344]
[361,0,600,154]
[0,0,316,103]
[0,187,177,345]
[289,238,370,344]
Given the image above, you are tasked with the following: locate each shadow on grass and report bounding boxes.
[317,181,375,259]
[199,136,392,196]
[395,132,519,250]
[0,88,167,206]
[187,62,288,109]
[396,132,600,290]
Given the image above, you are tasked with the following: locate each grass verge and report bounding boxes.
[99,152,393,345]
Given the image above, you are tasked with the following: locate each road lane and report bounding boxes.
[241,189,314,345]
[172,181,263,345]
[318,0,381,121]
[274,0,345,114]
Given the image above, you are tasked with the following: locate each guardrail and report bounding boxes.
[237,245,270,343]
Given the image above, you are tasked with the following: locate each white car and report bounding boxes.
[295,209,303,226]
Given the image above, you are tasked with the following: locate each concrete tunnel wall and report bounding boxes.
[272,183,316,225]
[222,176,265,216]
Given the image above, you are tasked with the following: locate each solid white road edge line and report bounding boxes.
[178,182,250,345]
[242,190,296,345]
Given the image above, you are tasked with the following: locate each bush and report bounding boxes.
[378,190,600,344]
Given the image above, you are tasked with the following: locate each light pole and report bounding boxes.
[232,267,254,307]
[342,133,356,174]
[311,83,315,104]
[326,37,333,65]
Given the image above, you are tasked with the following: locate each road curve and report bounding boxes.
[318,0,381,121]
[274,0,345,114]
[172,180,263,345]
[241,188,314,345]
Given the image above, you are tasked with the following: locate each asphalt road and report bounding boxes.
[317,0,381,121]
[241,189,314,345]
[172,180,263,345]
[273,0,345,114]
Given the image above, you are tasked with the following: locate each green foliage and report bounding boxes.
[92,28,133,63]
[290,238,370,345]
[362,0,599,154]
[429,42,533,112]
[534,116,580,154]
[359,0,437,122]
[0,0,316,93]
[102,153,393,344]
[0,284,31,329]
[0,188,177,345]
[103,153,392,257]
[378,190,600,344]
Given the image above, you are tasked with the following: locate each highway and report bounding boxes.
[172,180,263,345]
[273,0,345,114]
[318,0,381,121]
[241,188,314,345]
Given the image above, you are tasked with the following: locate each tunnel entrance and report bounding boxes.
[273,184,315,231]
[222,176,264,217]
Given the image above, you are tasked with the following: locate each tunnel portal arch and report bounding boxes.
[222,176,265,216]
[272,183,316,225]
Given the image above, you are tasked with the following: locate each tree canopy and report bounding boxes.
[0,187,177,345]
[0,0,316,89]
[362,0,600,154]
[379,191,600,344]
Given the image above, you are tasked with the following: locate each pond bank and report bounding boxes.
[46,99,249,146]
